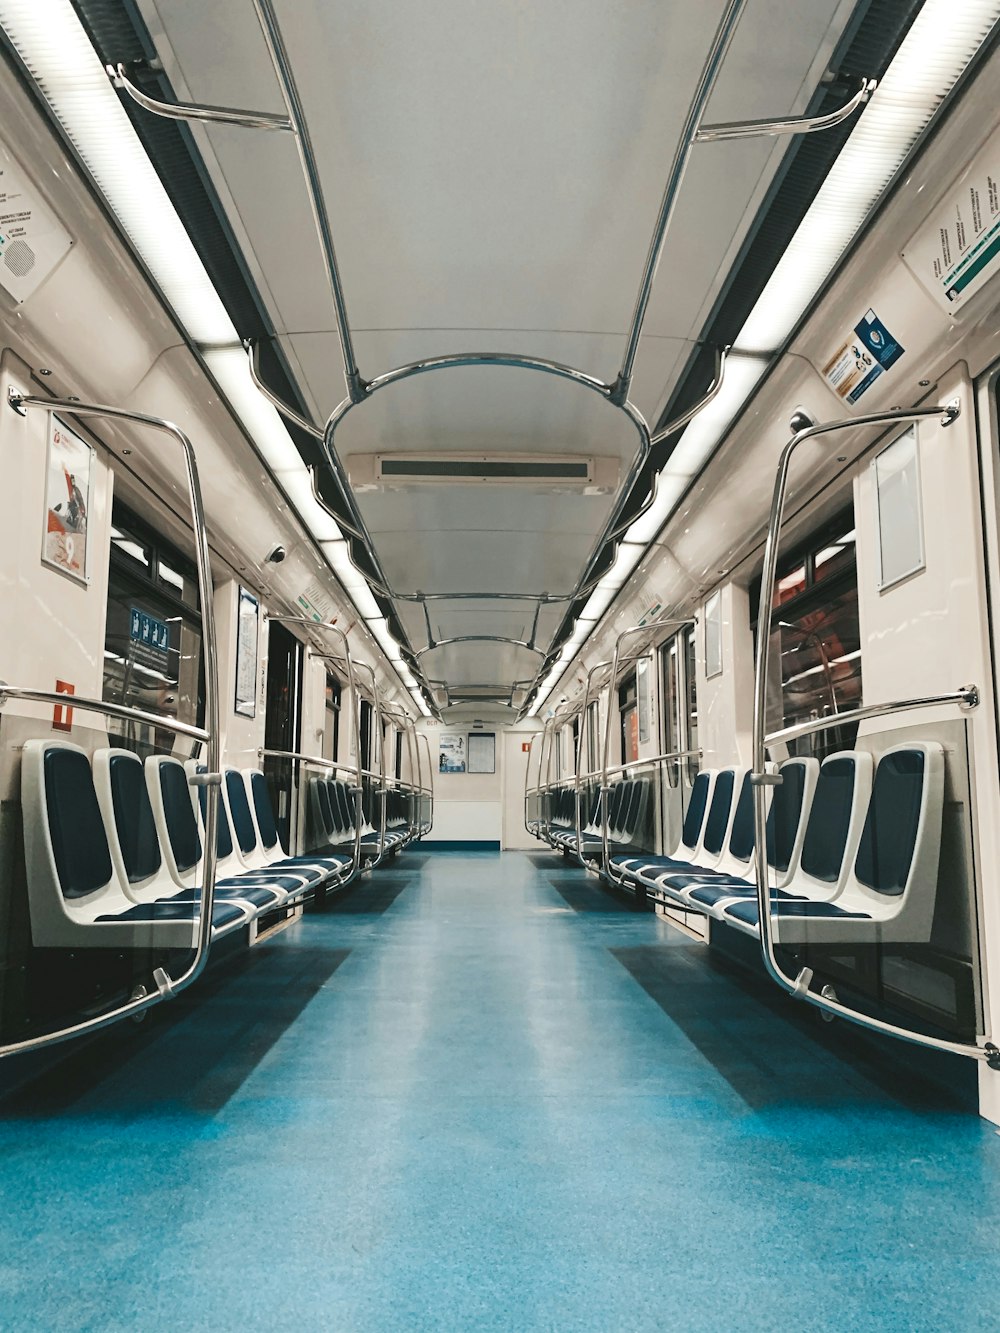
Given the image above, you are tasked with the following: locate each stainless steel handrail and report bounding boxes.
[2,392,221,1054]
[750,400,998,1064]
[602,750,702,780]
[251,0,363,401]
[695,76,875,142]
[764,689,979,748]
[109,63,293,131]
[0,686,209,743]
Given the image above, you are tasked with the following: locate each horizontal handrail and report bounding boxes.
[600,750,702,781]
[0,683,210,743]
[260,747,341,770]
[764,687,979,748]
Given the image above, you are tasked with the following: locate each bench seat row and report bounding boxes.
[20,739,363,950]
[536,744,945,945]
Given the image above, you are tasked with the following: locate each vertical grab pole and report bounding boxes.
[251,0,365,402]
[8,395,221,997]
[751,403,961,1003]
[612,0,747,402]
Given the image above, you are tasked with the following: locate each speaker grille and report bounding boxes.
[4,239,36,278]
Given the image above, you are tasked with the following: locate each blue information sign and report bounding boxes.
[129,607,170,657]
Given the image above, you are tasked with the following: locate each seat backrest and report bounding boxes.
[699,769,736,861]
[331,780,352,836]
[623,779,651,847]
[765,757,818,881]
[225,769,261,860]
[609,781,633,840]
[853,744,943,900]
[30,742,115,901]
[726,772,755,866]
[94,749,163,891]
[147,756,202,883]
[680,770,712,854]
[249,771,282,854]
[797,751,873,893]
[187,761,236,863]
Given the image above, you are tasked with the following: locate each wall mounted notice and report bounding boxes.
[0,138,72,304]
[822,309,905,405]
[42,416,93,583]
[439,734,466,773]
[902,132,1000,314]
[296,581,336,624]
[235,587,259,717]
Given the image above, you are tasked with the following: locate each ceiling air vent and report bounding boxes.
[349,453,618,494]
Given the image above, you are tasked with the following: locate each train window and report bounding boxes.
[619,676,638,766]
[324,672,341,761]
[772,563,806,607]
[659,635,680,786]
[684,627,698,777]
[103,501,203,742]
[110,520,150,570]
[751,504,861,758]
[813,527,856,587]
[586,699,600,774]
[359,698,373,773]
[395,730,404,780]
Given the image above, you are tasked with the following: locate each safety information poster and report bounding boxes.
[823,309,905,405]
[901,133,1000,314]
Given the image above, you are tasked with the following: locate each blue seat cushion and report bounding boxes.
[97,900,246,928]
[724,898,872,929]
[687,881,803,909]
[266,859,325,881]
[166,884,284,910]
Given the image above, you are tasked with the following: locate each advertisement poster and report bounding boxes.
[822,309,905,405]
[439,734,467,773]
[42,415,93,583]
[235,587,259,717]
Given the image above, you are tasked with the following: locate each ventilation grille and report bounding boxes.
[349,453,618,492]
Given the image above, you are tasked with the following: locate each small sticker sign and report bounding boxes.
[130,607,171,659]
[823,309,905,405]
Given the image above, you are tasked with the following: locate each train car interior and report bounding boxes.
[2,0,1000,1327]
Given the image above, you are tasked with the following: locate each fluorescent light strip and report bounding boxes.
[0,0,425,716]
[529,0,1000,716]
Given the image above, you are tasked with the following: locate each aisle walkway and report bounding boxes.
[1,850,999,1331]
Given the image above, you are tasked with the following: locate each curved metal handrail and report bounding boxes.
[750,400,997,1065]
[0,686,209,743]
[695,76,875,143]
[2,392,221,1054]
[765,689,979,748]
[109,63,293,131]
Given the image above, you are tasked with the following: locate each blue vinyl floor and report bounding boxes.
[1,848,999,1331]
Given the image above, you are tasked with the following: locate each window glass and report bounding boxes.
[772,563,806,607]
[753,503,861,760]
[684,627,698,767]
[325,672,341,762]
[813,528,856,586]
[104,503,203,747]
[586,700,600,775]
